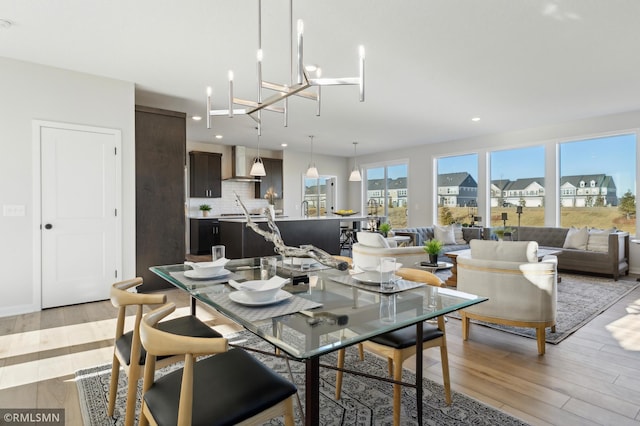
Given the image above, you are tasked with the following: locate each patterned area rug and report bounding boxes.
[442,272,639,344]
[76,331,529,425]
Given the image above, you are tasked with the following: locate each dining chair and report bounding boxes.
[335,268,451,426]
[108,278,222,426]
[139,302,297,426]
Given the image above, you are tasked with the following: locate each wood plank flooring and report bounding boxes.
[0,280,638,425]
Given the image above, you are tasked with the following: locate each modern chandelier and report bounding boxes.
[206,0,365,135]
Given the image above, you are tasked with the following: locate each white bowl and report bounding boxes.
[188,259,228,277]
[236,279,286,303]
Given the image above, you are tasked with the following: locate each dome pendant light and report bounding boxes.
[349,141,362,182]
[306,135,319,178]
[250,130,266,176]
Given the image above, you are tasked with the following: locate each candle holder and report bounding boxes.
[501,212,508,228]
[516,206,523,240]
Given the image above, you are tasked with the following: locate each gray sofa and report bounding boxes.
[392,226,484,262]
[501,226,629,280]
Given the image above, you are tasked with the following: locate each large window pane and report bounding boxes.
[436,154,478,225]
[560,134,636,233]
[365,164,408,228]
[490,146,545,228]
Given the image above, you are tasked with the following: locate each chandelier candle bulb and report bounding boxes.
[359,45,365,101]
[297,19,304,84]
[257,50,263,103]
[228,70,234,118]
[206,86,212,129]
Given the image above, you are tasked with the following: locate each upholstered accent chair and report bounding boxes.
[139,303,297,426]
[456,240,558,355]
[108,278,222,426]
[335,268,450,426]
[352,231,427,271]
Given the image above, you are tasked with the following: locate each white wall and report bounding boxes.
[352,110,640,232]
[283,150,350,217]
[0,57,135,316]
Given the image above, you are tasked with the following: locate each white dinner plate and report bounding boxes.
[228,289,292,306]
[184,269,231,280]
[351,271,400,285]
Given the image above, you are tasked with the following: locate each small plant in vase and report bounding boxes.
[493,226,515,240]
[199,204,212,217]
[423,239,443,266]
[378,222,392,237]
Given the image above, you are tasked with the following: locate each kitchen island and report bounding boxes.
[219,215,372,258]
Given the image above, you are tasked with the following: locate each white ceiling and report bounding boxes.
[2,1,640,157]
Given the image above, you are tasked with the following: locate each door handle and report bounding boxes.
[44,223,53,230]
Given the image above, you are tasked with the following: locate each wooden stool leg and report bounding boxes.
[335,348,345,400]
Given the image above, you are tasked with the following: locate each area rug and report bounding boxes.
[76,331,529,426]
[443,273,639,344]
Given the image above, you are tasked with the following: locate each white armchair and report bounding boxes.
[456,240,557,355]
[352,232,426,270]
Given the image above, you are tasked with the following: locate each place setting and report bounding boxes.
[331,257,426,293]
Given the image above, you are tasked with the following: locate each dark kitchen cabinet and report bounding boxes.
[135,105,186,292]
[190,151,222,198]
[254,158,283,200]
[190,218,220,255]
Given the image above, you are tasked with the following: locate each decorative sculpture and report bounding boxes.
[234,193,348,271]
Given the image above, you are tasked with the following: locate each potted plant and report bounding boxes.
[199,204,212,217]
[493,226,515,240]
[423,239,443,265]
[378,222,392,237]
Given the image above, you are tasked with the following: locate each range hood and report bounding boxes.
[225,146,262,182]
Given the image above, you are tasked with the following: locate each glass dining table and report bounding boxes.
[150,257,487,426]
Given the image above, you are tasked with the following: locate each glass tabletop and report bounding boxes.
[150,257,487,360]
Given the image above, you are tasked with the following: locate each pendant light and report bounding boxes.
[250,130,266,176]
[349,141,362,181]
[306,135,319,178]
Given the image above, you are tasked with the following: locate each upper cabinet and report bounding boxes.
[254,157,283,200]
[189,151,222,198]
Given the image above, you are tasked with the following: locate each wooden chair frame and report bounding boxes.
[335,268,451,426]
[139,303,295,426]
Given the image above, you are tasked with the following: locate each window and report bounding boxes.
[490,146,545,227]
[436,154,478,225]
[303,176,336,217]
[365,163,408,228]
[560,134,636,233]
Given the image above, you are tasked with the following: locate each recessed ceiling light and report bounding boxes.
[191,115,202,121]
[215,135,223,139]
[281,143,288,147]
[0,19,13,29]
[471,117,481,122]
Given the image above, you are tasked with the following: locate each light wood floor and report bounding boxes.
[0,281,639,425]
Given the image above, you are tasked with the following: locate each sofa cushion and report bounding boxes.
[357,232,390,248]
[470,240,538,263]
[563,226,589,250]
[453,224,466,244]
[586,228,613,252]
[434,225,456,245]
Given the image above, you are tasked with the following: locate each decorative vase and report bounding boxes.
[428,254,438,265]
[202,210,209,217]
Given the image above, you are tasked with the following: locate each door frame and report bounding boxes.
[32,120,122,309]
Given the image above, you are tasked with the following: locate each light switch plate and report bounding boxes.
[3,204,26,217]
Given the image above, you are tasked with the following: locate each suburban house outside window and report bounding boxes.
[436,154,479,225]
[364,163,408,228]
[560,133,636,233]
[490,146,545,228]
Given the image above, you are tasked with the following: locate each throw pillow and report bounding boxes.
[586,228,612,253]
[356,232,390,248]
[433,225,456,245]
[453,223,466,244]
[563,226,589,250]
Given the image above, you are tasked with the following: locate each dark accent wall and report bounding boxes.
[135,105,186,292]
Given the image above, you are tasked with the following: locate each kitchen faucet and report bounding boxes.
[301,200,310,218]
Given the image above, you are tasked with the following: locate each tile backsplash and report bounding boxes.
[188,181,269,216]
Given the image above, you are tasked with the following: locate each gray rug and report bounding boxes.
[442,272,639,344]
[76,331,529,425]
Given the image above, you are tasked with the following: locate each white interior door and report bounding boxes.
[40,124,120,308]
